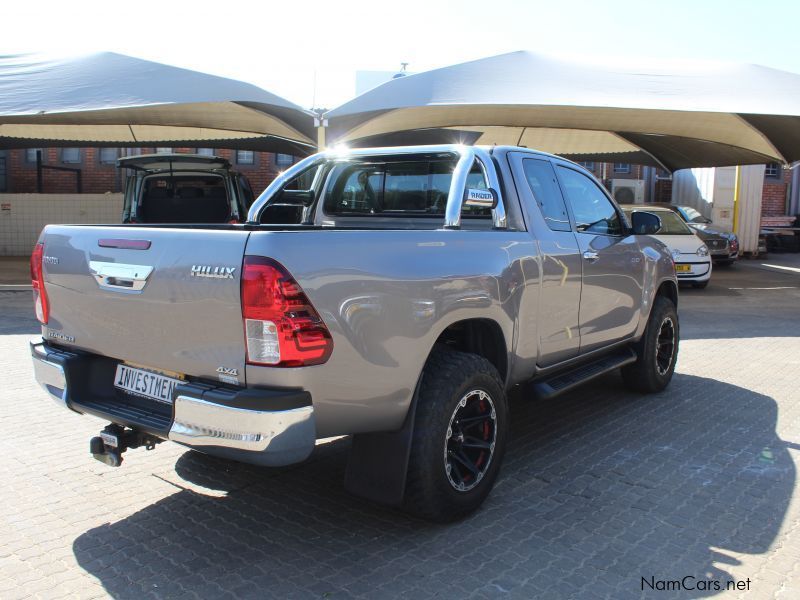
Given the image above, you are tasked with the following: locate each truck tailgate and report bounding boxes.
[40,225,249,382]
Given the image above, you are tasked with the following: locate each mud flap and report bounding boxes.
[344,378,421,506]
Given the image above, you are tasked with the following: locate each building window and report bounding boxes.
[579,161,595,171]
[765,162,781,178]
[275,153,294,167]
[26,148,44,163]
[0,155,6,192]
[99,148,118,165]
[236,150,255,165]
[156,147,172,154]
[61,148,81,164]
[613,163,630,174]
[196,148,215,157]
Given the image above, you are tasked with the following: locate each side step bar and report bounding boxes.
[532,348,637,399]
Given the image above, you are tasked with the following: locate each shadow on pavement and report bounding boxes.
[73,374,794,598]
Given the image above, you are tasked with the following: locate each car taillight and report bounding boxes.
[241,256,332,367]
[30,242,49,324]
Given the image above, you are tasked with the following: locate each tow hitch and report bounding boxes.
[90,424,162,467]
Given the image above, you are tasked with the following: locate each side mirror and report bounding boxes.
[631,211,662,235]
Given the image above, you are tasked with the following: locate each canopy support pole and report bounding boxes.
[733,166,741,235]
[314,114,328,151]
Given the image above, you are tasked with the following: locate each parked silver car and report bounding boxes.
[651,203,739,265]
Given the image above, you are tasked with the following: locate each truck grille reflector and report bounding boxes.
[31,243,49,324]
[241,256,333,367]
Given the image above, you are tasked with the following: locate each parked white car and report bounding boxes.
[622,205,712,289]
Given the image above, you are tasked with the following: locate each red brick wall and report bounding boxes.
[761,167,790,217]
[654,179,672,203]
[3,147,292,195]
[6,148,122,194]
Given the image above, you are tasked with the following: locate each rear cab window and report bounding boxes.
[319,158,492,227]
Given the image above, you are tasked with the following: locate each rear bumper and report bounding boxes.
[30,339,315,466]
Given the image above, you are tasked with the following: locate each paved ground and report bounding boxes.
[2,256,800,599]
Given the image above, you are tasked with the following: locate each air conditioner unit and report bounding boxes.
[611,179,646,204]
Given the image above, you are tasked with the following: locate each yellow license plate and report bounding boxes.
[675,264,692,272]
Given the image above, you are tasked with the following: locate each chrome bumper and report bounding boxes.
[30,339,69,407]
[169,394,315,466]
[30,338,316,467]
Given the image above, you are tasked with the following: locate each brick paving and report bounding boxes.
[1,257,799,599]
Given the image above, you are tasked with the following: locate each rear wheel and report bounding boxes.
[622,296,679,393]
[403,349,508,522]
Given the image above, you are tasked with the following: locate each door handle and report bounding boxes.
[89,261,153,291]
[583,251,599,262]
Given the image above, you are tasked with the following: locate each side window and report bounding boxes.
[522,159,571,232]
[556,166,623,235]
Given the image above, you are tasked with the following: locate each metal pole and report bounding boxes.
[732,165,741,235]
[317,125,326,150]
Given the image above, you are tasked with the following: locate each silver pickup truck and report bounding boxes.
[30,144,678,521]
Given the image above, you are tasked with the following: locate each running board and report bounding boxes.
[532,348,637,399]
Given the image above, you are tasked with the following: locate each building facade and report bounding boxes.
[0,149,793,219]
[0,147,297,195]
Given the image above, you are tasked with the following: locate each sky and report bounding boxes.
[2,0,799,110]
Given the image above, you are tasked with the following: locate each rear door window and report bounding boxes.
[522,159,571,232]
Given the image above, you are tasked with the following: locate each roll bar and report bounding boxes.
[246,145,507,229]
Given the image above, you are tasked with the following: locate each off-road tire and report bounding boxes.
[403,348,508,522]
[622,296,679,393]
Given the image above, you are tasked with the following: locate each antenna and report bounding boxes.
[311,69,317,110]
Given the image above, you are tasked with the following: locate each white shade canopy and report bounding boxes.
[326,51,800,171]
[0,52,316,155]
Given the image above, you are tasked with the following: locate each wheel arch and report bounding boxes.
[429,317,509,384]
[655,279,678,309]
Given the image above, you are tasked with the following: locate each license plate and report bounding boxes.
[114,364,182,405]
[675,264,692,272]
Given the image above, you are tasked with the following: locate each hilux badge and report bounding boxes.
[191,265,236,279]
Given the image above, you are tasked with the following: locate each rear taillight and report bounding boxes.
[30,242,49,324]
[241,256,332,367]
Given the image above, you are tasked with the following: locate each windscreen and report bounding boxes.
[322,159,491,218]
[678,206,706,223]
